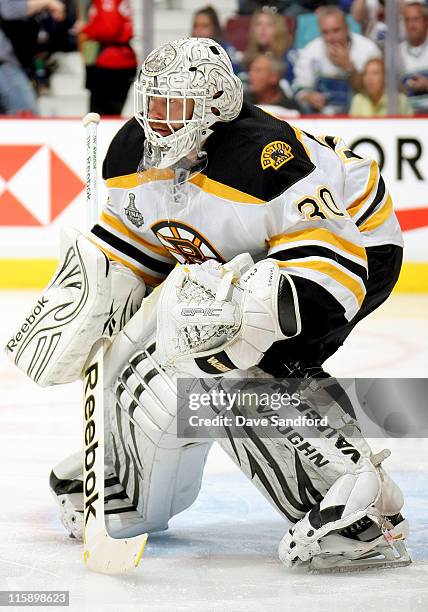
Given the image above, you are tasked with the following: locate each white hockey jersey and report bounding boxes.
[92,104,402,341]
[399,38,428,113]
[292,33,381,113]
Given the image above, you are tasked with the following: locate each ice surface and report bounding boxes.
[1,292,427,611]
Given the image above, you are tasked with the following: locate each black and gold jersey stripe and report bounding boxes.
[276,258,366,308]
[268,226,367,320]
[91,241,163,286]
[100,211,173,260]
[347,162,395,235]
[268,227,367,263]
[358,194,393,233]
[91,225,175,277]
[273,245,368,282]
[347,161,379,220]
[355,175,386,227]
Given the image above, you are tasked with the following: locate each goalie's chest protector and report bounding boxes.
[101,105,327,269]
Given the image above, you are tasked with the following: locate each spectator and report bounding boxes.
[349,57,413,115]
[400,0,428,114]
[191,5,240,73]
[244,53,300,112]
[352,0,382,34]
[77,0,137,116]
[293,6,381,113]
[32,0,78,93]
[192,5,222,39]
[351,0,409,47]
[0,0,65,115]
[242,7,296,84]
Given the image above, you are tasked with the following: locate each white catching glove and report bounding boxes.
[5,227,145,386]
[156,254,301,376]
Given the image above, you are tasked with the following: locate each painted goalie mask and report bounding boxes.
[134,37,243,169]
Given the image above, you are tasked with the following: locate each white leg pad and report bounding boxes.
[105,338,213,536]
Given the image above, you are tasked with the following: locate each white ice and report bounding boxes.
[0,291,427,612]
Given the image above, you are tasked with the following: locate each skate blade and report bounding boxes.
[308,553,412,573]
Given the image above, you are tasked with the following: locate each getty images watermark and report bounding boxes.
[187,387,328,429]
[177,378,428,440]
[177,378,333,439]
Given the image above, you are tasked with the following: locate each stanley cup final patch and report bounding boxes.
[261,141,294,171]
[124,193,144,228]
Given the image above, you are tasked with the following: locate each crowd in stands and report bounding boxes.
[0,0,427,117]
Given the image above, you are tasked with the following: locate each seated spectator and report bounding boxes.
[293,6,381,113]
[32,0,78,93]
[351,0,407,47]
[350,57,413,115]
[400,0,428,114]
[352,0,381,34]
[0,0,65,115]
[192,5,222,39]
[191,5,241,73]
[244,53,300,112]
[242,7,296,84]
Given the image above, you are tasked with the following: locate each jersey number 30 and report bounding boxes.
[297,186,344,221]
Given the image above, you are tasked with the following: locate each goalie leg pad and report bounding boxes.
[51,350,212,542]
[217,412,380,528]
[107,343,212,535]
[211,374,406,568]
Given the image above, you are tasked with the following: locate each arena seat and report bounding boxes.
[295,13,361,49]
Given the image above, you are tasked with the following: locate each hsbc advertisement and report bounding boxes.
[0,119,122,260]
[0,117,427,283]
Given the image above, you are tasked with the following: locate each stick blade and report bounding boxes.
[84,532,148,575]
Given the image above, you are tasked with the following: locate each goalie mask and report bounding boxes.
[134,37,243,169]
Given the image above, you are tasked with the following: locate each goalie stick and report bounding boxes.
[82,112,147,574]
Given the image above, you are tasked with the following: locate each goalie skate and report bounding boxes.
[50,452,152,540]
[294,514,411,573]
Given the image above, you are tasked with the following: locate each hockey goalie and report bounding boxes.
[6,37,411,572]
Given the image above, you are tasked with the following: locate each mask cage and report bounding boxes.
[135,83,207,147]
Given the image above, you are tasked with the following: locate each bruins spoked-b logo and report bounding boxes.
[124,193,144,228]
[151,220,224,265]
[261,141,294,171]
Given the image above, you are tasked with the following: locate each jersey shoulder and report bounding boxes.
[204,103,315,202]
[102,118,145,181]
